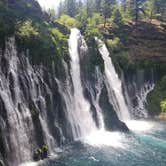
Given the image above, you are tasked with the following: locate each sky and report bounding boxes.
[37,0,61,10]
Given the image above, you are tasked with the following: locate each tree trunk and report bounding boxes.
[104,16,106,28]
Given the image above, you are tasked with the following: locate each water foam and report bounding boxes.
[125,120,154,132]
[84,130,124,147]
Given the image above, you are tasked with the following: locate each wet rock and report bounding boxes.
[99,85,129,132]
[0,160,5,166]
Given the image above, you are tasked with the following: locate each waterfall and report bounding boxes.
[85,67,105,130]
[0,38,58,166]
[132,82,155,118]
[97,39,130,121]
[57,28,97,139]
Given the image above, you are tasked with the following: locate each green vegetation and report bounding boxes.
[41,145,48,151]
[0,0,68,69]
[148,75,166,115]
[160,100,166,113]
[30,106,39,119]
[106,37,121,51]
[16,20,39,39]
[58,14,78,28]
[58,0,166,32]
[84,13,103,38]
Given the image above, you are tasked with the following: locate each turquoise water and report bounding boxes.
[43,121,166,166]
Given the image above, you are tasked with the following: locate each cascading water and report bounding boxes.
[56,29,123,147]
[59,28,97,139]
[97,39,130,121]
[85,67,105,130]
[0,38,59,166]
[132,82,155,118]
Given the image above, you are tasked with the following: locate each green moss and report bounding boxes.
[147,75,166,115]
[41,145,48,151]
[31,106,39,119]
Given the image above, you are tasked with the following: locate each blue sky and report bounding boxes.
[37,0,61,9]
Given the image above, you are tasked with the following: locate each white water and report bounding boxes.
[97,39,130,121]
[86,67,105,130]
[66,28,97,138]
[126,120,154,132]
[0,38,57,165]
[64,29,123,147]
[133,83,155,118]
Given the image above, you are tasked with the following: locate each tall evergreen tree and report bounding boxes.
[95,0,102,11]
[129,0,146,23]
[65,0,78,17]
[86,0,95,17]
[58,1,64,18]
[154,0,166,21]
[101,0,117,27]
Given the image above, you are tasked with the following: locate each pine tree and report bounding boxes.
[113,9,124,27]
[86,0,95,17]
[101,0,111,27]
[62,0,78,17]
[101,0,117,28]
[95,0,102,11]
[154,0,166,21]
[58,1,64,18]
[129,0,146,23]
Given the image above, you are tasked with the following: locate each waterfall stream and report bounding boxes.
[97,39,130,121]
[60,28,97,139]
[132,82,155,118]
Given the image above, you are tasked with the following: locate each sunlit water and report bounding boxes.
[24,120,166,166]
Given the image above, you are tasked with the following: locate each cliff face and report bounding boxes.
[0,38,71,166]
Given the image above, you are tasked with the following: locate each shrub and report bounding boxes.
[112,9,124,29]
[84,13,103,38]
[16,19,39,39]
[160,100,166,112]
[147,75,166,115]
[106,37,121,51]
[58,14,78,29]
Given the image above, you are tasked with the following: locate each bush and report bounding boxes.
[75,9,88,31]
[106,37,121,51]
[112,9,124,29]
[84,13,103,38]
[58,14,78,29]
[160,100,166,112]
[16,19,39,39]
[147,75,166,115]
[114,51,134,71]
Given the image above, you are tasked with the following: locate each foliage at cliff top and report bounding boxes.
[0,0,68,68]
[58,14,79,29]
